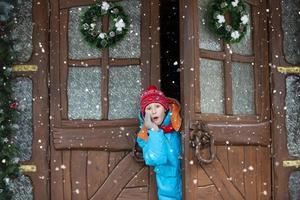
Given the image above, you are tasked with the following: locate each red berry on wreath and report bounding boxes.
[9,102,18,109]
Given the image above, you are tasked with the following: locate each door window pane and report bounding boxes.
[231,3,253,55]
[68,7,101,59]
[289,171,300,200]
[232,62,254,115]
[286,76,300,156]
[109,0,141,58]
[198,0,222,51]
[108,65,141,119]
[68,67,102,119]
[199,58,224,114]
[11,78,33,161]
[12,0,33,62]
[281,0,300,65]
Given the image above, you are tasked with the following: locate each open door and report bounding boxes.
[270,0,300,199]
[180,0,271,199]
[49,0,161,199]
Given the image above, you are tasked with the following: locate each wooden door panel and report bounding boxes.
[180,0,271,199]
[117,187,148,200]
[71,151,88,200]
[90,154,143,200]
[195,146,271,199]
[87,151,109,197]
[196,186,223,200]
[50,0,160,199]
[201,158,244,199]
[227,146,245,196]
[59,150,147,200]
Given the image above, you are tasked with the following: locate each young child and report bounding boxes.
[137,85,182,200]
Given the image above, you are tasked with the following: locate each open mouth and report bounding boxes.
[152,116,159,121]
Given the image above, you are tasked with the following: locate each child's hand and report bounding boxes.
[144,111,159,131]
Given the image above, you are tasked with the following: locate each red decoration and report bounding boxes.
[9,102,18,109]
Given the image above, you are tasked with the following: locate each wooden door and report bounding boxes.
[180,0,271,199]
[49,0,160,199]
[270,0,300,199]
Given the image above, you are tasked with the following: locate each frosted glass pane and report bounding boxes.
[11,78,33,161]
[281,0,300,65]
[289,171,300,200]
[69,7,101,59]
[231,4,253,55]
[11,0,33,62]
[198,0,222,51]
[200,58,224,114]
[109,0,141,58]
[286,76,300,156]
[68,67,102,119]
[232,62,254,115]
[10,175,33,200]
[108,65,141,119]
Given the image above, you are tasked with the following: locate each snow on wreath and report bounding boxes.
[208,0,249,43]
[80,1,130,49]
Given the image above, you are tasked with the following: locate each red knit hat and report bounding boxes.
[140,85,169,115]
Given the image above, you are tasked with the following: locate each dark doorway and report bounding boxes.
[160,0,180,101]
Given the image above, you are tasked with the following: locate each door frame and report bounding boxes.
[11,0,50,199]
[269,0,300,199]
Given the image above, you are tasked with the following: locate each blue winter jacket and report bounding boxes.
[137,99,182,200]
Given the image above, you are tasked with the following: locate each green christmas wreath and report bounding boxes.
[208,0,249,43]
[80,1,130,49]
[0,1,21,199]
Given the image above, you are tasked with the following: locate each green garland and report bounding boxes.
[208,0,249,43]
[80,1,130,49]
[0,1,21,199]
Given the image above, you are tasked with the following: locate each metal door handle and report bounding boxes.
[190,121,216,164]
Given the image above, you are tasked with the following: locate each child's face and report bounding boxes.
[145,103,166,126]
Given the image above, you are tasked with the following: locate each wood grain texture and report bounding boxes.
[228,146,245,197]
[117,187,148,200]
[71,151,88,200]
[127,167,149,188]
[196,185,223,200]
[216,146,229,176]
[201,158,244,200]
[63,151,72,200]
[90,154,143,200]
[53,127,136,150]
[87,151,109,198]
[244,146,257,200]
[109,152,127,173]
[197,167,213,187]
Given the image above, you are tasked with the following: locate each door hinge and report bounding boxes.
[283,160,300,168]
[12,65,38,72]
[277,66,300,74]
[19,164,37,172]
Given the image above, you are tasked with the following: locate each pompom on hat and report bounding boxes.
[140,85,169,115]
